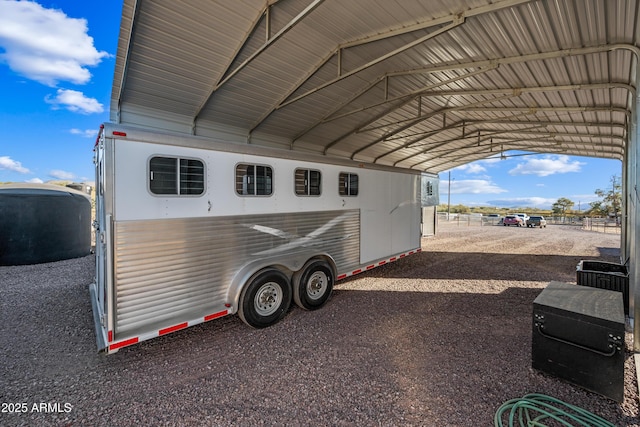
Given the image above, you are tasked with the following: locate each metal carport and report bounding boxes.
[110,0,640,348]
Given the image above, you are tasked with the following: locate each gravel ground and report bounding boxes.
[1,224,638,426]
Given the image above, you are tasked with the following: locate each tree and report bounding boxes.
[552,197,574,219]
[589,175,622,219]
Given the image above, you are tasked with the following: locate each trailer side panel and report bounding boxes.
[112,210,360,340]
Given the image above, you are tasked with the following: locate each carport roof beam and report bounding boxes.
[254,17,465,138]
[361,83,633,134]
[343,94,520,158]
[415,82,635,99]
[193,0,325,126]
[253,0,535,137]
[306,67,496,153]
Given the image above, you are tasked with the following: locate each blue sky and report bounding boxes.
[0,0,122,183]
[0,1,622,210]
[441,154,621,211]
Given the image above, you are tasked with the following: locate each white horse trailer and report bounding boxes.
[90,124,439,353]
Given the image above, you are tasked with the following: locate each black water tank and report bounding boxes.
[0,184,92,266]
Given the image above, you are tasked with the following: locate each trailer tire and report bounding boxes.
[293,260,334,310]
[239,269,291,328]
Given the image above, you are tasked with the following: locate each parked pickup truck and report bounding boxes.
[527,215,547,228]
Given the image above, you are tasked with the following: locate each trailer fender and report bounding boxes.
[226,251,337,313]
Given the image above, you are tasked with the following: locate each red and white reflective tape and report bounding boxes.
[106,248,422,351]
[336,247,421,280]
[107,309,229,352]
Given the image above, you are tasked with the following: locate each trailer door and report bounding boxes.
[92,133,109,349]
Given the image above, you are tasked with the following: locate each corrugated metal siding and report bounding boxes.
[111,0,639,171]
[113,209,360,338]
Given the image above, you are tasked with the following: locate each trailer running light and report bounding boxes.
[112,131,127,137]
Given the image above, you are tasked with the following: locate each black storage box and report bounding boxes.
[532,281,625,402]
[576,260,629,314]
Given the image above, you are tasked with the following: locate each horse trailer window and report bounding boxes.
[236,164,273,196]
[179,159,205,195]
[149,156,204,196]
[295,168,321,196]
[339,172,358,196]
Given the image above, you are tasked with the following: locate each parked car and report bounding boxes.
[503,215,524,226]
[514,213,529,225]
[484,213,503,225]
[527,215,547,228]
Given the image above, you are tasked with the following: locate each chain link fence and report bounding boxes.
[436,213,621,234]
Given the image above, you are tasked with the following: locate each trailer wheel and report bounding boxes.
[293,260,334,310]
[239,269,291,328]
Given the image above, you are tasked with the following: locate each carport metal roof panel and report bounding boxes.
[111,0,639,173]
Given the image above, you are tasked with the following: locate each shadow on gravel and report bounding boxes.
[340,250,621,283]
[597,246,623,257]
[0,238,634,427]
[1,264,635,426]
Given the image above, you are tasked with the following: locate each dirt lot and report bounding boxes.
[1,224,638,426]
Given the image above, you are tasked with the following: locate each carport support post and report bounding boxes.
[633,69,640,351]
[447,171,451,219]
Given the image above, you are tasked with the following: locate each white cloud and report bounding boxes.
[0,1,109,86]
[49,169,76,180]
[509,155,584,177]
[452,163,487,174]
[46,89,103,114]
[0,156,30,174]
[487,197,557,209]
[70,128,99,138]
[27,177,44,184]
[480,157,502,164]
[440,179,507,195]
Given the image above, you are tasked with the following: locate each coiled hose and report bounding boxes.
[494,393,616,427]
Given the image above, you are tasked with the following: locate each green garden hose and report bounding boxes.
[494,393,616,427]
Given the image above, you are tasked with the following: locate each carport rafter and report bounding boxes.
[346,82,632,160]
[404,130,625,169]
[380,107,629,167]
[326,45,639,162]
[399,132,625,169]
[407,82,635,100]
[376,107,627,164]
[276,0,534,109]
[247,0,535,138]
[409,137,623,169]
[192,0,324,129]
[251,16,467,139]
[417,139,622,171]
[383,119,626,144]
[344,94,521,159]
[403,139,625,162]
[454,119,627,133]
[392,129,624,161]
[302,67,497,153]
[417,141,562,170]
[371,44,640,131]
[455,106,630,117]
[319,66,497,126]
[394,133,563,159]
[386,119,541,165]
